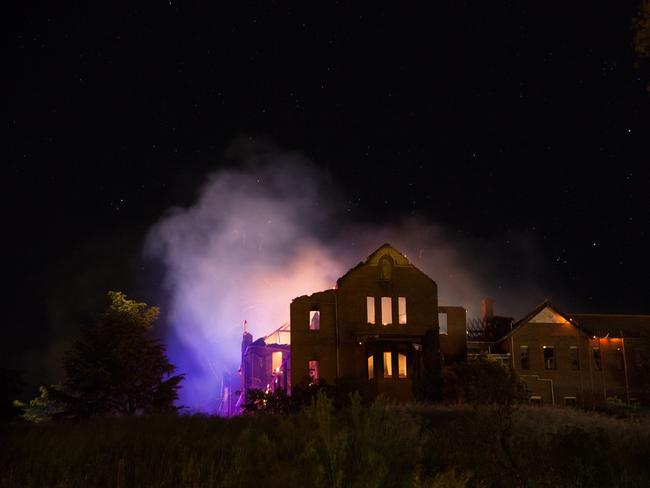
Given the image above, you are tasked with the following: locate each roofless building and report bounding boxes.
[290,243,466,402]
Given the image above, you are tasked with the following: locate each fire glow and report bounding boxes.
[144,142,536,412]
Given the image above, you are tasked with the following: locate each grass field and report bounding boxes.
[2,397,649,487]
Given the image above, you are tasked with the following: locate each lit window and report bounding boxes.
[309,310,320,330]
[398,297,407,324]
[383,351,393,378]
[569,346,579,370]
[438,313,448,334]
[367,355,374,380]
[520,345,530,370]
[366,297,375,324]
[308,360,320,384]
[381,297,392,325]
[543,346,556,370]
[398,353,407,378]
[593,347,601,370]
[272,351,282,373]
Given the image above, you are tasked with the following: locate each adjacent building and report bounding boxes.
[489,301,650,407]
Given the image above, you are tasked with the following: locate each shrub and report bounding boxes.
[443,354,527,405]
[2,403,650,487]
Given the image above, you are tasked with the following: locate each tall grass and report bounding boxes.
[2,397,649,488]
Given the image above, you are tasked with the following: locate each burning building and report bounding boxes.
[232,243,649,411]
[232,322,291,412]
[290,243,466,402]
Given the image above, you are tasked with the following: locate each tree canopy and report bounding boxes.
[43,291,184,418]
[0,367,25,421]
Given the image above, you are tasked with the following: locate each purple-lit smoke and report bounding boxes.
[145,147,347,411]
[145,142,542,412]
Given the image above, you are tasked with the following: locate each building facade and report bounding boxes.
[232,244,648,411]
[290,243,467,402]
[489,301,650,407]
[232,322,291,413]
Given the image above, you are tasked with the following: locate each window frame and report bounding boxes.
[569,345,580,370]
[383,351,393,378]
[520,345,530,370]
[367,354,374,380]
[271,351,283,374]
[398,352,407,378]
[438,312,448,335]
[542,345,556,370]
[398,297,407,324]
[308,359,320,384]
[366,297,376,325]
[309,310,320,330]
[615,346,624,371]
[592,346,601,370]
[381,297,392,325]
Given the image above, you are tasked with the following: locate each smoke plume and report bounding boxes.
[145,140,542,412]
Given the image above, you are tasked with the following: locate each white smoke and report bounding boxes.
[145,140,543,411]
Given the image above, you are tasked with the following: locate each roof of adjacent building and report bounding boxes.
[497,300,650,341]
[567,313,650,338]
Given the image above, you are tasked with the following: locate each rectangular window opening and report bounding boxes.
[366,297,375,325]
[543,346,556,370]
[520,345,530,370]
[593,347,601,370]
[367,355,374,380]
[383,351,393,378]
[398,353,407,378]
[309,310,320,330]
[381,297,392,325]
[569,346,580,370]
[438,313,448,335]
[308,360,320,384]
[272,351,282,374]
[616,347,624,370]
[398,297,407,324]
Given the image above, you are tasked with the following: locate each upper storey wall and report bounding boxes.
[336,250,439,340]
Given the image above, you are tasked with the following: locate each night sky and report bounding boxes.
[8,3,650,395]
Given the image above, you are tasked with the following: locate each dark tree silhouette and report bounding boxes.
[46,291,184,417]
[0,367,25,421]
[442,354,527,405]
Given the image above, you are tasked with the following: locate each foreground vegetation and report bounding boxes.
[2,396,650,488]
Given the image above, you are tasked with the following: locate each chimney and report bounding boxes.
[482,298,494,322]
[241,322,253,356]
